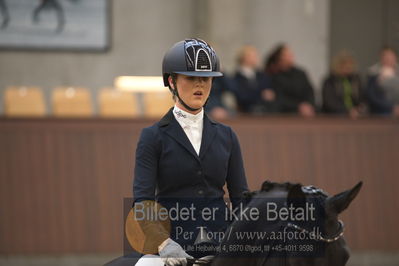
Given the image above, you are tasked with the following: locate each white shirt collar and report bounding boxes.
[173,105,204,155]
[173,104,204,126]
[239,66,256,80]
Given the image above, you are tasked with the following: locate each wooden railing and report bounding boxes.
[0,116,398,254]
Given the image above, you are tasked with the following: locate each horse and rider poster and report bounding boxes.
[0,0,109,50]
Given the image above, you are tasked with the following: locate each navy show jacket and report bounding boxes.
[133,107,248,206]
[133,108,248,253]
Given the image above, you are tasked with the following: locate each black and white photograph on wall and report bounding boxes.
[0,0,109,50]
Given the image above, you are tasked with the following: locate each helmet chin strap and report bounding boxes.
[176,91,201,112]
[171,78,208,112]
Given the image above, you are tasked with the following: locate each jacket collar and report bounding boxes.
[159,108,217,160]
[173,105,204,126]
[159,107,217,127]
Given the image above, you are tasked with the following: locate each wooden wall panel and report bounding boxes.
[0,117,398,254]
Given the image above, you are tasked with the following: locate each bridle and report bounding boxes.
[186,221,346,266]
[186,185,347,266]
[283,185,346,244]
[286,219,345,243]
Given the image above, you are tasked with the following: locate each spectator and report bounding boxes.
[322,51,364,118]
[232,45,276,114]
[265,44,315,117]
[367,46,399,117]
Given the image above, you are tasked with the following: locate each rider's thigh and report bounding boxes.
[135,254,164,266]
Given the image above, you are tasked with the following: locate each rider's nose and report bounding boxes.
[197,77,206,85]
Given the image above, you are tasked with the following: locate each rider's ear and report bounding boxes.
[326,181,363,214]
[168,75,175,89]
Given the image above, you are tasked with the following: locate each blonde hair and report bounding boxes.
[237,45,258,65]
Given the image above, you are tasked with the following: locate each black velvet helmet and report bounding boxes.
[162,39,223,87]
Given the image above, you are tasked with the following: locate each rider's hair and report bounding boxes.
[167,73,178,101]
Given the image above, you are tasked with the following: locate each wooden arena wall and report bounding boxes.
[0,117,398,254]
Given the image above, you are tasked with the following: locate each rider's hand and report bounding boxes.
[298,102,315,118]
[158,238,193,266]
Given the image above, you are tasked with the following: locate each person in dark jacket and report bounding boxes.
[131,39,248,266]
[366,46,399,117]
[265,44,315,117]
[322,51,364,118]
[204,73,236,119]
[232,45,277,114]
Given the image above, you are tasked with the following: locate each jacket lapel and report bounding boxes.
[199,113,217,159]
[159,108,218,161]
[159,108,200,161]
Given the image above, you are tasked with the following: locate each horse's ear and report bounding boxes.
[287,184,306,207]
[261,181,274,191]
[326,181,363,214]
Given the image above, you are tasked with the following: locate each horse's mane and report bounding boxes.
[213,182,338,266]
[223,181,328,248]
[261,180,302,192]
[241,181,304,204]
[259,180,329,198]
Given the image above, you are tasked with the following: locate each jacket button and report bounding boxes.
[198,190,204,195]
[197,170,202,176]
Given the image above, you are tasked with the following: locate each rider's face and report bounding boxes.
[169,74,212,114]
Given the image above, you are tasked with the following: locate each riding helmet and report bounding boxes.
[162,39,223,87]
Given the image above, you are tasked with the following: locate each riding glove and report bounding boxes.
[158,238,193,266]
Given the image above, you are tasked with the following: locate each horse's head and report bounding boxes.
[214,181,362,266]
[258,181,363,266]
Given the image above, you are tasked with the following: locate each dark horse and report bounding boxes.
[104,181,362,266]
[209,181,362,266]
